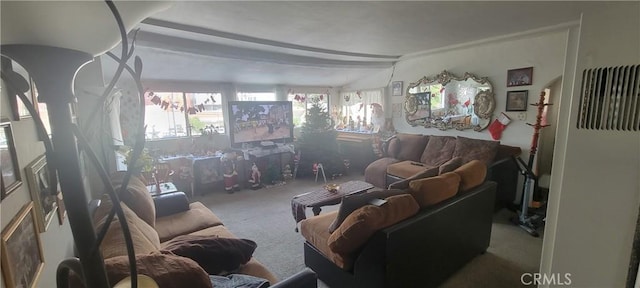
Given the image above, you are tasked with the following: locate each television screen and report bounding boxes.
[228,101,294,147]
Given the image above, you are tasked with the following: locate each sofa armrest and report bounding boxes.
[269,268,317,288]
[153,191,190,218]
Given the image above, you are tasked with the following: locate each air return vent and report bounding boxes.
[577,65,640,131]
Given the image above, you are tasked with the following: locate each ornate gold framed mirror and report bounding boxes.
[404,70,495,131]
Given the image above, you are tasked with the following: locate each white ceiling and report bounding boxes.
[1,1,602,87]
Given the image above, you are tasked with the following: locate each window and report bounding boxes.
[287,93,328,127]
[338,89,383,132]
[237,92,276,101]
[144,91,224,140]
[186,93,224,135]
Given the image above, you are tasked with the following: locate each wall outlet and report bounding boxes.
[517,112,527,121]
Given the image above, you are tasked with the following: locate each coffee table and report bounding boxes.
[291,180,374,227]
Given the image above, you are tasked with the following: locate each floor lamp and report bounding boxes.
[1,2,170,287]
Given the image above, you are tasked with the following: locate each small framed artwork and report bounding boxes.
[507,67,533,87]
[1,202,45,288]
[1,120,22,201]
[0,57,36,120]
[25,155,57,232]
[506,90,529,111]
[392,81,403,96]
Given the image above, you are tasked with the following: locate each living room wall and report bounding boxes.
[344,28,571,160]
[0,80,74,288]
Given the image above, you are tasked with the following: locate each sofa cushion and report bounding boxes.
[439,157,463,175]
[408,172,461,207]
[386,136,401,158]
[388,166,440,190]
[452,136,499,165]
[420,135,457,166]
[103,251,213,288]
[162,235,257,275]
[453,160,487,192]
[327,194,419,255]
[386,161,435,179]
[182,225,279,284]
[109,171,156,228]
[155,202,224,242]
[395,134,430,162]
[95,203,161,259]
[328,189,407,233]
[300,211,355,270]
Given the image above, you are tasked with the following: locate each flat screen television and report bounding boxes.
[228,101,294,147]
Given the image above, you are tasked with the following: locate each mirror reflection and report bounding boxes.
[404,70,495,131]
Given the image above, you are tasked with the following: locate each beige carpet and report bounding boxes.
[194,174,543,287]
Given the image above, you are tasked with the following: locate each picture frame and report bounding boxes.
[0,57,36,120]
[1,121,22,200]
[506,90,529,112]
[391,81,403,96]
[1,202,45,288]
[507,67,533,87]
[25,155,57,232]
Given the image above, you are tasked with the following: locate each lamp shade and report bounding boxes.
[0,1,172,56]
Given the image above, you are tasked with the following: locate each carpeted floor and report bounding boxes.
[193,174,543,288]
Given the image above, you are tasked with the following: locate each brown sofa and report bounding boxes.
[301,160,496,287]
[364,133,521,210]
[92,173,316,287]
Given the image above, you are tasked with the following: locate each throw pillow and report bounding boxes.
[387,166,440,190]
[420,136,457,166]
[162,234,257,275]
[453,160,487,192]
[328,194,419,254]
[107,171,157,228]
[395,134,429,162]
[104,251,213,288]
[408,172,461,207]
[95,202,161,259]
[327,189,407,233]
[451,136,499,165]
[439,157,463,175]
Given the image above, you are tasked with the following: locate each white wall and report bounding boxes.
[0,80,74,288]
[346,28,571,160]
[541,4,640,287]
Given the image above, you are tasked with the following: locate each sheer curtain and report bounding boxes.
[339,89,383,131]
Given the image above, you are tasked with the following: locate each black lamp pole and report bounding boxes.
[1,44,111,288]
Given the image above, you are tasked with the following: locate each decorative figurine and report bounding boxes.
[282,164,293,181]
[249,162,262,189]
[221,152,239,193]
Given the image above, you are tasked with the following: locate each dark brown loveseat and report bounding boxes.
[364,133,521,210]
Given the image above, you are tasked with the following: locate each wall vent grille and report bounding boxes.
[578,65,640,131]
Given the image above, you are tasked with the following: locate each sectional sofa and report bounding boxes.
[364,133,521,210]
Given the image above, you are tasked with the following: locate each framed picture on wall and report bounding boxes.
[25,155,58,232]
[1,120,22,201]
[391,81,403,96]
[506,90,529,111]
[507,67,533,87]
[0,56,37,120]
[1,202,45,288]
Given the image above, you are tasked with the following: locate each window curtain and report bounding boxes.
[339,89,383,127]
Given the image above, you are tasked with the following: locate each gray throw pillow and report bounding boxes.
[387,166,440,190]
[328,189,407,233]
